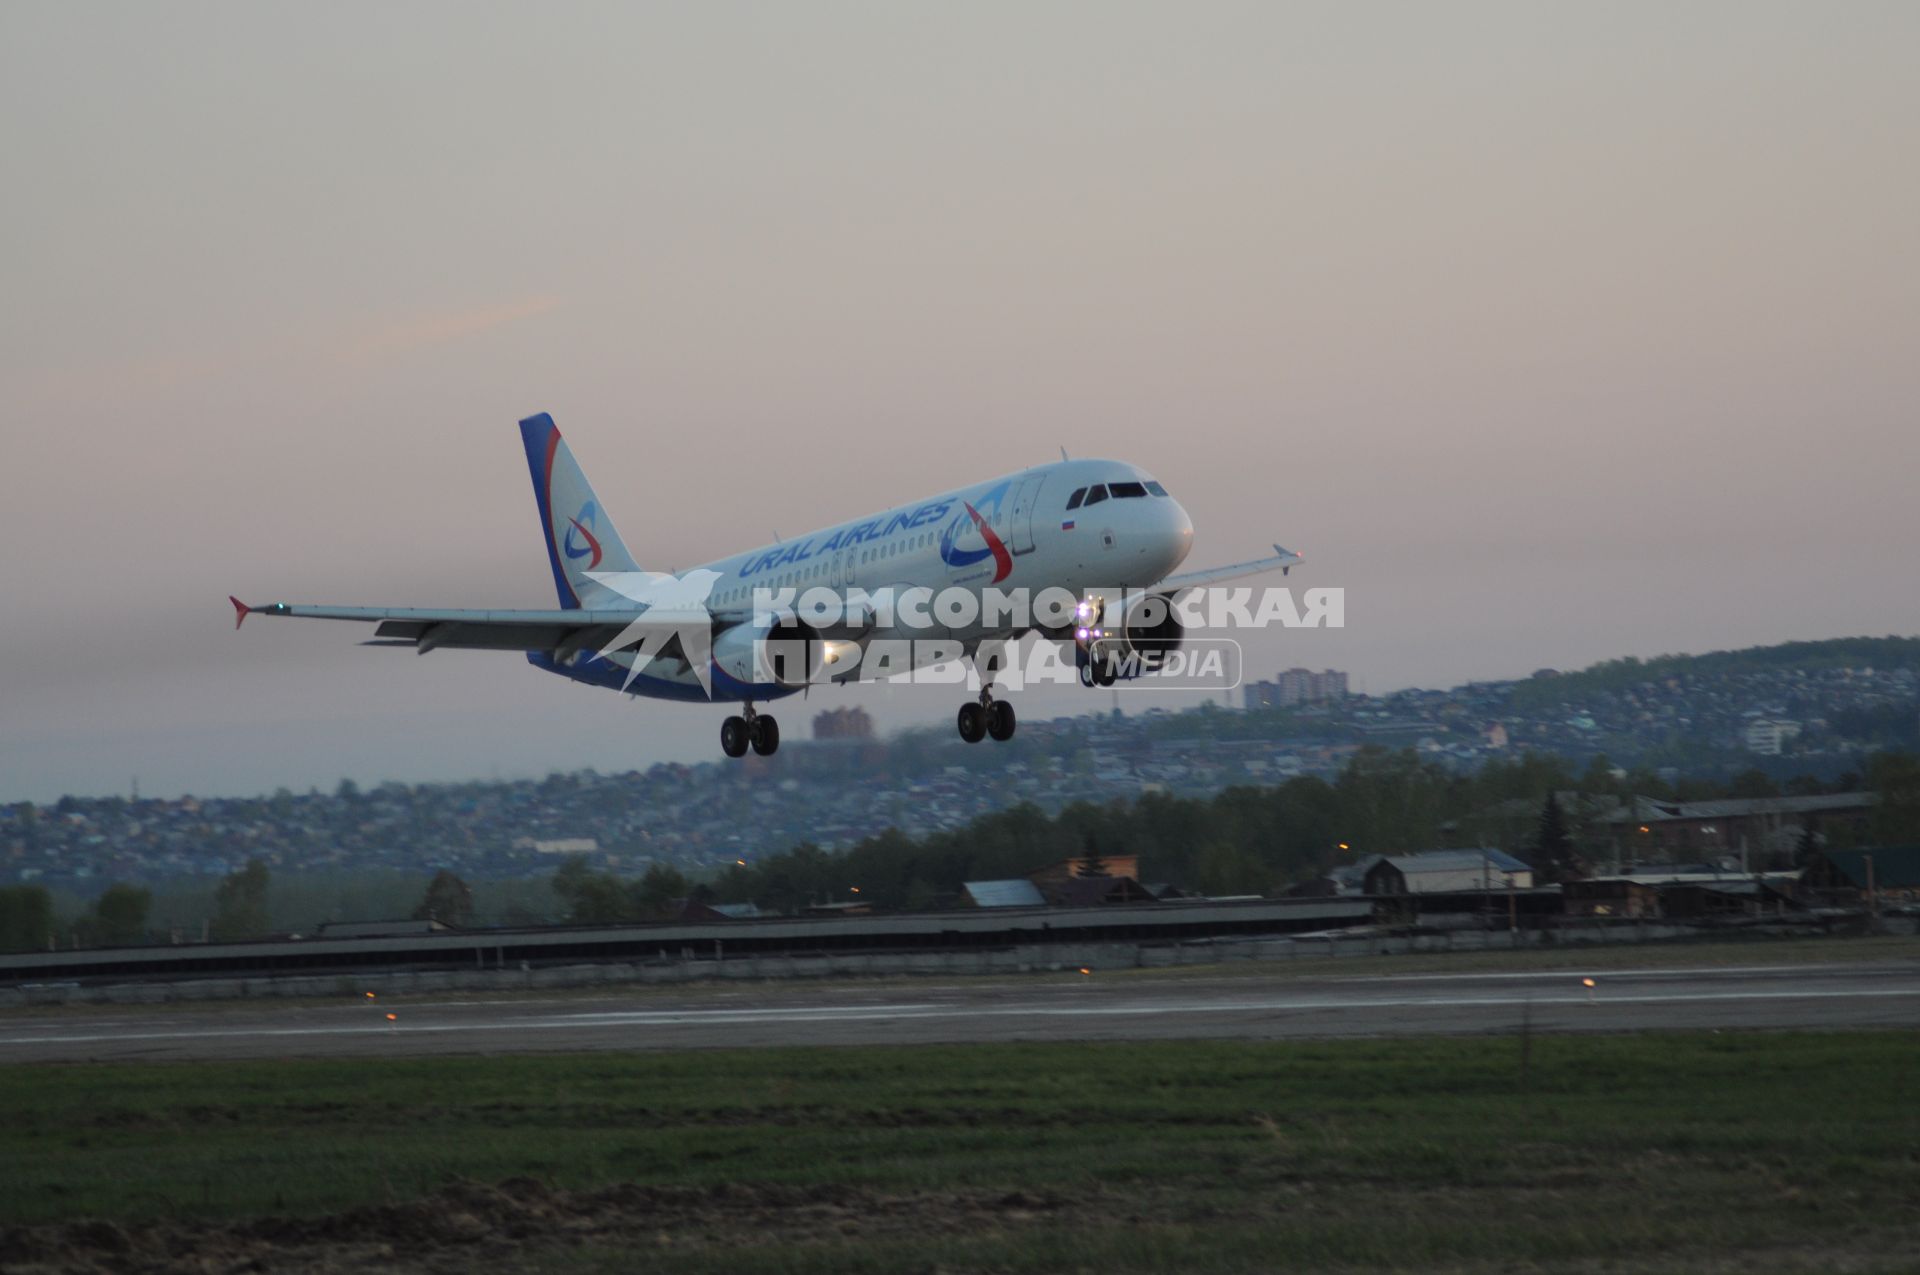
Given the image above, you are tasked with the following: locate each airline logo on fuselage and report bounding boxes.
[941,483,1014,583]
[735,498,955,576]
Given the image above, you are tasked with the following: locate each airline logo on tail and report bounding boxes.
[563,502,604,569]
[939,482,1014,583]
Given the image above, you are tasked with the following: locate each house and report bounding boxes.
[962,879,1046,909]
[1562,877,1661,918]
[1476,791,1877,867]
[1801,847,1920,905]
[1604,793,1875,864]
[1565,871,1799,919]
[678,900,764,922]
[1744,718,1802,756]
[1364,849,1534,895]
[1028,854,1142,893]
[1046,875,1160,907]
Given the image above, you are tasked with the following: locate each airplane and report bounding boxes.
[231,413,1301,759]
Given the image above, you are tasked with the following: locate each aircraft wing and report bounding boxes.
[1155,544,1304,592]
[229,597,718,658]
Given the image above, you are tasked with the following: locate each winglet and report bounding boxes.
[229,596,251,630]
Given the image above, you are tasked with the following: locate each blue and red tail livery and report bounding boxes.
[518,413,636,607]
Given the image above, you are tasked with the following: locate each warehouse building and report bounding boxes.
[1363,849,1534,895]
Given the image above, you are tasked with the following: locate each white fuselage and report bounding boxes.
[577,458,1195,698]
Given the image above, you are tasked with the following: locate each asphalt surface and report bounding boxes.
[4,960,1917,1062]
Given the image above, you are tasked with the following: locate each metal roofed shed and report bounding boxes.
[1364,849,1534,895]
[1047,876,1160,907]
[1802,847,1920,904]
[314,919,452,938]
[963,880,1047,908]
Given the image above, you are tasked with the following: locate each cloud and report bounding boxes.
[346,294,564,363]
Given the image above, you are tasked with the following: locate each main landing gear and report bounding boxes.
[721,704,780,758]
[957,684,1016,744]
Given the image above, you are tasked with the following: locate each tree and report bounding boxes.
[1579,755,1621,796]
[1191,840,1271,897]
[1866,751,1920,845]
[210,858,271,941]
[633,864,690,919]
[1077,831,1108,878]
[551,856,633,925]
[94,882,152,945]
[1728,769,1781,799]
[412,870,474,926]
[0,885,54,953]
[1794,822,1820,868]
[1534,793,1580,883]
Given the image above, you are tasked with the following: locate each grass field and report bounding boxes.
[4,1030,1919,1272]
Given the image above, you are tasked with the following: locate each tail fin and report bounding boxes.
[518,413,641,608]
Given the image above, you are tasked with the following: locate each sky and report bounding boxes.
[2,2,1917,802]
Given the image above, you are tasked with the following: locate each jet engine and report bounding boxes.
[710,614,827,689]
[1075,590,1186,683]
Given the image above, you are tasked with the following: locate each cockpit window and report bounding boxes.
[1083,484,1109,505]
[1065,487,1086,510]
[1145,481,1169,497]
[1110,481,1147,498]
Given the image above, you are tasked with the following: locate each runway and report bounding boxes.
[5,960,1918,1062]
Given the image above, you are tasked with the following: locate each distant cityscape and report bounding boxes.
[5,637,1916,892]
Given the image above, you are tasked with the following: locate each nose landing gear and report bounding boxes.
[1074,596,1119,688]
[721,704,780,758]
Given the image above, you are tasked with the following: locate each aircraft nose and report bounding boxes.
[1150,497,1194,579]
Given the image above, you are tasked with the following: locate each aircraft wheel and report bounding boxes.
[987,699,1016,742]
[956,701,987,744]
[1094,657,1118,688]
[720,715,750,758]
[751,714,781,756]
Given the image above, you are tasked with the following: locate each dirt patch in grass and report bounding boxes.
[0,1177,1076,1274]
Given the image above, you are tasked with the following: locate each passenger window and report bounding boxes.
[1066,487,1086,510]
[1083,485,1109,506]
[1110,481,1147,499]
[1145,481,1168,497]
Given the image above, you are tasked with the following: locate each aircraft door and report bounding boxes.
[1003,475,1045,555]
